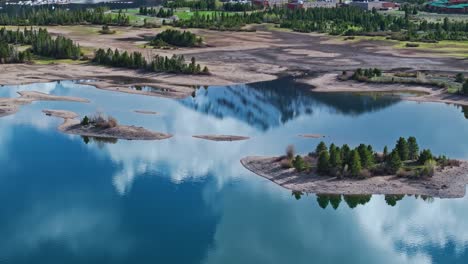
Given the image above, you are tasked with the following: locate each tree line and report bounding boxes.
[139,7,174,18]
[174,7,468,40]
[163,0,217,10]
[284,136,455,179]
[93,48,209,74]
[0,7,130,26]
[0,27,81,60]
[151,29,202,47]
[0,41,32,64]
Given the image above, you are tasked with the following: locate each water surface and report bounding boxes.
[1,78,468,263]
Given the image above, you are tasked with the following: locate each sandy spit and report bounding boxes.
[43,109,172,140]
[0,91,89,118]
[192,135,250,141]
[241,156,468,199]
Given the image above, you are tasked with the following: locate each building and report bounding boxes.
[349,1,399,11]
[287,0,338,9]
[252,0,289,8]
[427,0,468,13]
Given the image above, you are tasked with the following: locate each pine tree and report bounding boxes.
[395,137,409,161]
[329,146,342,169]
[317,150,330,175]
[387,150,402,174]
[316,141,327,155]
[350,150,362,177]
[407,136,419,160]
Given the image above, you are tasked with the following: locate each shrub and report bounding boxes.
[89,113,118,129]
[396,168,414,178]
[418,149,433,165]
[419,160,436,177]
[293,155,308,172]
[280,158,293,169]
[358,169,372,179]
[405,43,419,47]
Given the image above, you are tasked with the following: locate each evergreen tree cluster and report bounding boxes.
[174,6,468,40]
[223,3,257,12]
[0,7,130,26]
[462,79,468,96]
[139,7,174,18]
[151,29,203,47]
[314,136,436,178]
[175,11,264,31]
[93,48,209,74]
[0,41,32,64]
[0,27,81,60]
[352,68,382,80]
[164,0,217,10]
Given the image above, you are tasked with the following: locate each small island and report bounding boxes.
[241,138,468,198]
[43,110,172,140]
[192,135,249,142]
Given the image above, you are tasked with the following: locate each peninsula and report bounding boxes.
[241,138,468,198]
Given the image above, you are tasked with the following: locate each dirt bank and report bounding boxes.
[192,135,250,141]
[1,25,467,100]
[302,73,468,107]
[241,156,468,198]
[0,91,89,117]
[43,109,172,140]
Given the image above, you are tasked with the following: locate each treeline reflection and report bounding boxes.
[292,191,434,209]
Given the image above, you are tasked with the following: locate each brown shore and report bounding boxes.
[0,25,467,101]
[192,135,250,141]
[43,109,172,140]
[0,91,89,117]
[241,156,468,198]
[302,73,468,107]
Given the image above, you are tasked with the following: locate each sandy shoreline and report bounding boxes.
[0,91,89,117]
[43,109,172,140]
[241,156,468,198]
[301,73,468,107]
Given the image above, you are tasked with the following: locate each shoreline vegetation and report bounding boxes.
[241,138,468,198]
[43,110,172,140]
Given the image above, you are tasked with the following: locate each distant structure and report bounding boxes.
[287,0,339,9]
[427,0,468,13]
[251,0,289,8]
[349,0,399,11]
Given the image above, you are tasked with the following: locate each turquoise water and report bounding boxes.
[1,78,468,263]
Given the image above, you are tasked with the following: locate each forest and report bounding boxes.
[93,48,209,74]
[139,7,174,18]
[174,7,468,40]
[0,41,32,64]
[150,29,203,47]
[0,7,130,26]
[0,27,81,60]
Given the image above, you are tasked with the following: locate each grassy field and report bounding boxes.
[380,10,468,22]
[394,40,468,58]
[339,35,468,59]
[32,56,87,65]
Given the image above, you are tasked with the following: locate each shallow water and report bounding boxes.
[1,78,468,263]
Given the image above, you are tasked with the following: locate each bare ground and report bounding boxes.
[0,91,89,117]
[302,73,468,106]
[43,109,172,140]
[241,156,468,198]
[1,25,467,100]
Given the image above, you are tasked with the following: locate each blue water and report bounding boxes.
[1,78,468,263]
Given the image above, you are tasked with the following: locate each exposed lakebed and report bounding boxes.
[2,78,468,263]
